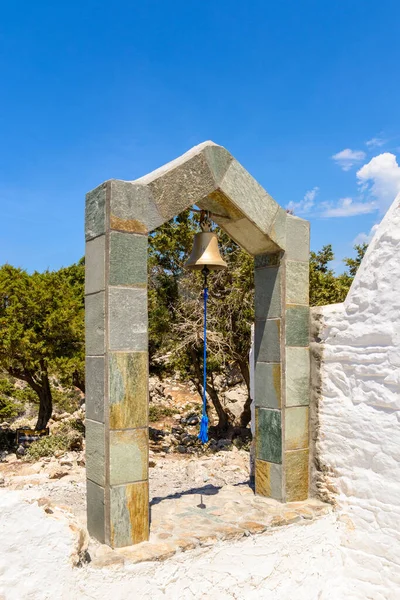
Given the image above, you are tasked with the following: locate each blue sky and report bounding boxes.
[1,1,400,273]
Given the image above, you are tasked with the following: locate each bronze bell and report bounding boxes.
[184,211,227,271]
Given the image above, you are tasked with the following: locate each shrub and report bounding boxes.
[149,404,176,422]
[0,378,24,420]
[26,435,71,460]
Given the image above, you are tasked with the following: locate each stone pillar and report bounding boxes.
[85,181,150,547]
[254,215,310,502]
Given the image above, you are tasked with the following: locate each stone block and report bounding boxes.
[286,261,309,305]
[86,357,105,422]
[285,306,309,347]
[220,159,279,235]
[286,347,310,407]
[85,292,105,355]
[86,419,105,486]
[254,319,281,363]
[109,287,147,351]
[269,207,287,250]
[285,215,310,262]
[148,152,215,222]
[285,449,309,502]
[255,267,281,319]
[110,481,149,547]
[85,236,105,295]
[86,183,106,241]
[255,362,281,409]
[255,408,282,464]
[255,252,282,269]
[109,428,148,485]
[255,459,283,500]
[109,352,148,429]
[110,180,164,234]
[109,231,147,287]
[87,480,105,543]
[285,407,309,450]
[203,144,233,186]
[217,217,279,255]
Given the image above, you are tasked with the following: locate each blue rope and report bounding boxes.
[198,286,209,443]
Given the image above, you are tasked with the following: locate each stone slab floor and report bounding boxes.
[94,484,331,567]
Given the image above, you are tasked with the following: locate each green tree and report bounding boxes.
[0,261,84,429]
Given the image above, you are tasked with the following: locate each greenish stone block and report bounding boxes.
[286,306,309,347]
[255,459,283,501]
[255,408,282,464]
[286,261,309,305]
[254,319,281,363]
[221,159,279,235]
[85,236,105,295]
[255,253,282,269]
[149,152,215,223]
[86,183,106,241]
[109,180,164,234]
[109,231,148,286]
[109,352,148,429]
[86,479,105,543]
[109,428,148,485]
[85,292,105,355]
[86,419,105,486]
[286,347,310,407]
[86,357,105,422]
[255,267,281,320]
[255,362,281,409]
[203,144,233,186]
[109,287,147,351]
[110,481,149,547]
[285,215,310,262]
[285,407,309,450]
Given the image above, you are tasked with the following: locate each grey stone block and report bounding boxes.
[109,180,164,234]
[285,215,310,262]
[109,287,147,351]
[254,319,281,363]
[86,479,105,544]
[86,183,106,241]
[86,357,105,422]
[255,253,282,269]
[110,481,149,547]
[109,428,148,485]
[285,407,309,450]
[85,236,105,295]
[286,306,310,347]
[286,261,309,305]
[203,144,233,186]
[269,207,287,250]
[220,159,279,236]
[85,292,105,356]
[255,266,281,319]
[149,152,215,223]
[109,231,148,287]
[255,362,281,409]
[86,420,105,486]
[286,347,310,407]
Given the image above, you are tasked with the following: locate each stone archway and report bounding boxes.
[84,141,310,548]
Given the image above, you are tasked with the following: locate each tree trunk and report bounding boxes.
[238,359,252,428]
[35,375,53,430]
[189,347,230,432]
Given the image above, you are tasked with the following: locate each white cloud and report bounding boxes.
[321,197,377,218]
[286,186,319,215]
[353,223,380,245]
[332,148,366,171]
[366,137,386,148]
[356,153,400,211]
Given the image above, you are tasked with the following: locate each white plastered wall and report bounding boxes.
[312,193,400,599]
